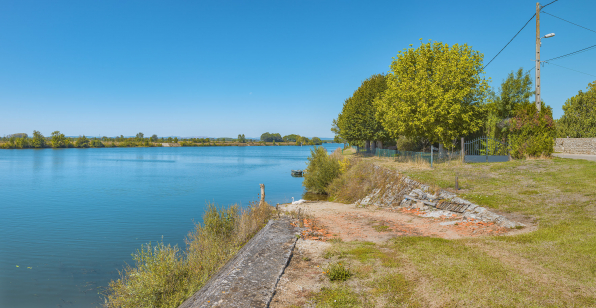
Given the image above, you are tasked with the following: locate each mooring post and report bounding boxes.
[455,176,459,191]
[259,184,265,206]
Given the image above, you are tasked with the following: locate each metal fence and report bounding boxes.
[352,146,461,164]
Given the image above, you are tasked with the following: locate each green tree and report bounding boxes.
[282,134,300,142]
[311,137,322,145]
[336,74,388,148]
[75,135,90,148]
[150,134,158,142]
[51,131,67,148]
[485,68,533,140]
[557,80,596,138]
[237,134,246,143]
[173,137,178,143]
[375,40,489,148]
[260,132,282,142]
[136,132,144,140]
[31,130,46,148]
[330,119,345,144]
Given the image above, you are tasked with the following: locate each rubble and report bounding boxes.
[356,170,525,229]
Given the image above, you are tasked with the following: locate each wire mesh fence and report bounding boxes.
[352,146,461,164]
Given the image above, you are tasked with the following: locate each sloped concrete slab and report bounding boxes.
[178,219,300,308]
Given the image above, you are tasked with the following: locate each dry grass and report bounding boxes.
[103,201,272,308]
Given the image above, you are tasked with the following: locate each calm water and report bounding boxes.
[0,144,341,308]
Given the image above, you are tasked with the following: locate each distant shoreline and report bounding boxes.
[0,141,335,149]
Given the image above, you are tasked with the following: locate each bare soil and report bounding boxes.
[271,201,534,307]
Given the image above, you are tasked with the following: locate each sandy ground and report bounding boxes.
[270,201,534,307]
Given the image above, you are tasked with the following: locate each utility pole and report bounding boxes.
[535,2,541,112]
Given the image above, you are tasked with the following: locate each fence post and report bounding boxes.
[485,137,489,163]
[431,146,434,168]
[461,137,464,162]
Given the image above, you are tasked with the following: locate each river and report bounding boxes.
[0,144,342,307]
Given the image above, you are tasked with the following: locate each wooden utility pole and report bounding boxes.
[535,2,541,112]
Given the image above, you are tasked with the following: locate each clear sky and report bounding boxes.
[1,0,595,138]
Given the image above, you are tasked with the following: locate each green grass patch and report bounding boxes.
[311,285,362,308]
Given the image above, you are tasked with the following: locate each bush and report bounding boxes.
[509,102,556,158]
[303,146,341,194]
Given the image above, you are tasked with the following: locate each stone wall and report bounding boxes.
[554,138,596,155]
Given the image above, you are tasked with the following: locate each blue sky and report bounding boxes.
[1,0,595,138]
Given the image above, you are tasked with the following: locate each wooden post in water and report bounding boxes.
[259,184,265,206]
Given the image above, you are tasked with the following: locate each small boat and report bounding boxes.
[291,170,303,177]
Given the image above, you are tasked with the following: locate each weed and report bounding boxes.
[323,262,352,281]
[372,225,389,232]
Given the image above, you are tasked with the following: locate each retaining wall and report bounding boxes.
[554,138,596,155]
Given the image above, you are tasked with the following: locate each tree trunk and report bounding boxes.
[365,140,370,152]
[439,143,444,157]
[377,140,383,150]
[371,140,376,154]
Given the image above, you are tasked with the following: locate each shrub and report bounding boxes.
[324,261,352,281]
[303,146,341,194]
[509,102,556,158]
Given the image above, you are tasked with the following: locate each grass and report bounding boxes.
[308,156,596,307]
[102,201,272,308]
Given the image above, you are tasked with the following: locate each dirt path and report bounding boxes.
[283,201,509,242]
[270,201,530,307]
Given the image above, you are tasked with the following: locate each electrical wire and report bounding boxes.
[543,44,596,62]
[525,66,536,75]
[540,0,559,9]
[542,11,596,34]
[483,13,536,69]
[544,62,596,77]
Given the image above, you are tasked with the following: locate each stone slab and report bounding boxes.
[178,219,300,308]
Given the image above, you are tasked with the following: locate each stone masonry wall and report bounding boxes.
[554,138,596,155]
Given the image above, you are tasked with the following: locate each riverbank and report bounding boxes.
[271,156,596,307]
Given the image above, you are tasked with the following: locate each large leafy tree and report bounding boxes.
[51,131,67,148]
[336,74,388,147]
[557,80,596,138]
[31,130,46,148]
[375,40,489,147]
[485,68,534,140]
[260,132,282,142]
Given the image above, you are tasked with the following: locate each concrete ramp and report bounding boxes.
[178,219,300,308]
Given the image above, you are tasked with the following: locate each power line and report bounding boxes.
[483,13,536,69]
[541,0,559,9]
[543,44,596,62]
[545,62,596,77]
[542,11,596,34]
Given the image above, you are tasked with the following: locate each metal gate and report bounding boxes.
[463,137,510,163]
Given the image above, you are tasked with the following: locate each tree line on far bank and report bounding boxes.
[0,131,326,149]
[259,132,322,145]
[334,39,595,158]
